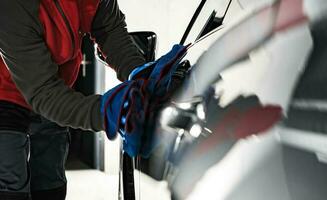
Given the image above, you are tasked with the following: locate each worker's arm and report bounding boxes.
[91,0,146,81]
[0,0,103,131]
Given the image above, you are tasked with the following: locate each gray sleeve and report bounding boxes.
[0,0,104,131]
[91,0,146,81]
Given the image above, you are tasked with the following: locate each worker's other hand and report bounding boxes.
[136,44,189,158]
[101,80,145,141]
[102,44,188,157]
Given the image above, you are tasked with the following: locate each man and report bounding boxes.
[0,0,186,199]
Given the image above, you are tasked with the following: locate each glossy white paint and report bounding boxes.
[218,23,312,110]
[187,130,288,200]
[278,127,327,157]
[170,1,325,199]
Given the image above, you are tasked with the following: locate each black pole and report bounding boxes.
[123,153,136,200]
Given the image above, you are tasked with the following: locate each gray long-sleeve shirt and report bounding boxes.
[0,0,145,131]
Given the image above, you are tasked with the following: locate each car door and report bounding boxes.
[155,0,327,199]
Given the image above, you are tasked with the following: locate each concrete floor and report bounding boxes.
[66,170,171,200]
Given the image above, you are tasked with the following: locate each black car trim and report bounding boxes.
[180,0,207,45]
[196,0,232,40]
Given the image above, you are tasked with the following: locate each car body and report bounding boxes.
[136,0,327,200]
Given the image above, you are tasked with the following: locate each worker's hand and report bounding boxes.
[102,44,188,157]
[129,44,188,97]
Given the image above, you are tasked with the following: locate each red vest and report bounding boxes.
[0,0,100,108]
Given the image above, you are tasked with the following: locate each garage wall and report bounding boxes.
[118,0,201,56]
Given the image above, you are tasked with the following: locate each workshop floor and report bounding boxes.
[66,170,171,200]
[66,170,118,200]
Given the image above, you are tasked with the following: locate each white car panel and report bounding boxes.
[278,126,327,158]
[180,1,280,101]
[218,23,312,111]
[187,129,290,200]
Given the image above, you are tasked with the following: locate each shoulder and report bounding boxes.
[0,0,42,36]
